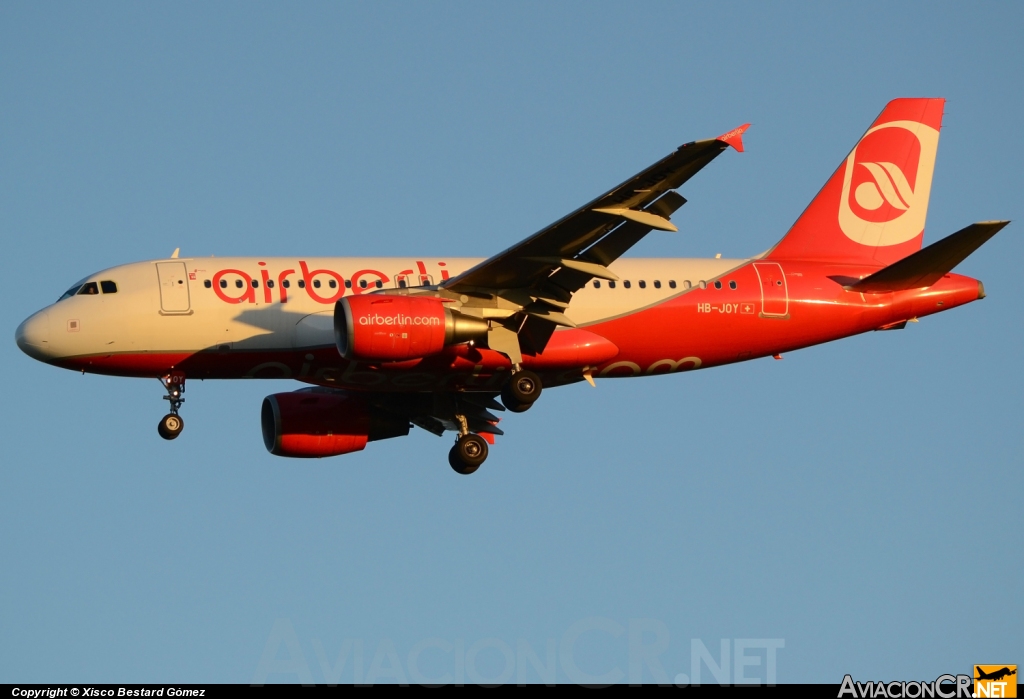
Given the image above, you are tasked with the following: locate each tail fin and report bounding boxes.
[767,98,945,266]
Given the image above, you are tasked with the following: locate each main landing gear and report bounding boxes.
[448,369,544,474]
[158,373,185,440]
[449,433,489,475]
[449,411,488,475]
[500,368,542,413]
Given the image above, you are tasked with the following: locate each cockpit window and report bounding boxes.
[77,282,100,296]
[100,280,117,294]
[58,284,84,301]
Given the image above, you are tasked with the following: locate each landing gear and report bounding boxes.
[158,413,184,440]
[158,373,185,441]
[500,368,542,413]
[449,433,489,475]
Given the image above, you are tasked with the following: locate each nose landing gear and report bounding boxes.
[158,373,185,440]
[158,413,184,440]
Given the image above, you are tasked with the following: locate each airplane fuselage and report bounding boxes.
[16,255,983,392]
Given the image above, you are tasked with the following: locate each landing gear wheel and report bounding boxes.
[449,433,488,475]
[158,413,184,440]
[503,398,531,413]
[501,369,542,411]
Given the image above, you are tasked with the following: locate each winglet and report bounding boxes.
[716,123,751,152]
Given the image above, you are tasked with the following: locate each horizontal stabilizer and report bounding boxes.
[847,220,1010,293]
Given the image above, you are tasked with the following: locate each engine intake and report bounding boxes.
[261,390,409,458]
[335,295,489,362]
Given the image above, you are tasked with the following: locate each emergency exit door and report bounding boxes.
[156,262,191,314]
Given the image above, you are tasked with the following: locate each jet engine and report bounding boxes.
[335,295,489,362]
[261,390,410,458]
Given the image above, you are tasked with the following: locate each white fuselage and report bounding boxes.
[18,256,745,365]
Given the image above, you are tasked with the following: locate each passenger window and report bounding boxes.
[359,280,368,289]
[593,280,601,289]
[345,280,352,289]
[683,280,691,289]
[252,279,259,288]
[639,280,646,289]
[654,280,661,289]
[714,280,722,289]
[669,280,677,289]
[313,279,321,288]
[267,280,275,288]
[729,280,737,290]
[204,280,212,289]
[298,280,305,288]
[699,280,707,289]
[623,280,631,289]
[235,279,243,289]
[608,281,616,289]
[282,280,290,288]
[397,279,407,289]
[77,282,99,295]
[328,279,336,288]
[100,280,118,294]
[375,280,383,288]
[220,279,228,289]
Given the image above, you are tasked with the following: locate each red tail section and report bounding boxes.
[767,98,945,266]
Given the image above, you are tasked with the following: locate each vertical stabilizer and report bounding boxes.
[767,98,945,266]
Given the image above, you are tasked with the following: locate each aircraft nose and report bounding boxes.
[15,309,52,361]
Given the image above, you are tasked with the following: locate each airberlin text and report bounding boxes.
[838,674,972,698]
[360,314,441,327]
[207,260,451,305]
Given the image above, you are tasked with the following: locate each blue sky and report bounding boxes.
[1,1,1020,684]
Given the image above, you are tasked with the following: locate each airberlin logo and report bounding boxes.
[838,120,940,247]
[358,314,441,326]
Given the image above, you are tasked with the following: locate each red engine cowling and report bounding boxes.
[261,390,410,458]
[335,295,489,362]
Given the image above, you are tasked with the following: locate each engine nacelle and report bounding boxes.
[261,390,409,458]
[335,295,489,362]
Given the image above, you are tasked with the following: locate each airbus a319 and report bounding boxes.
[15,98,1009,474]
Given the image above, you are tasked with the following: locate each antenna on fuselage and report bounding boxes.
[170,248,180,259]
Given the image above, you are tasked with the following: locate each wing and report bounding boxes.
[371,391,505,437]
[382,125,748,365]
[443,124,749,296]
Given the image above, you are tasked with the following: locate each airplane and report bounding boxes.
[976,667,1016,682]
[14,97,1010,474]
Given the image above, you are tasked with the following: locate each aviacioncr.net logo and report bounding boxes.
[838,120,939,247]
[359,313,441,326]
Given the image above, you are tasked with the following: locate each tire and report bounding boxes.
[501,369,542,408]
[449,433,488,474]
[158,413,184,440]
[502,398,532,413]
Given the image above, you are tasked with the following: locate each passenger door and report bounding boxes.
[753,261,789,318]
[156,262,191,314]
